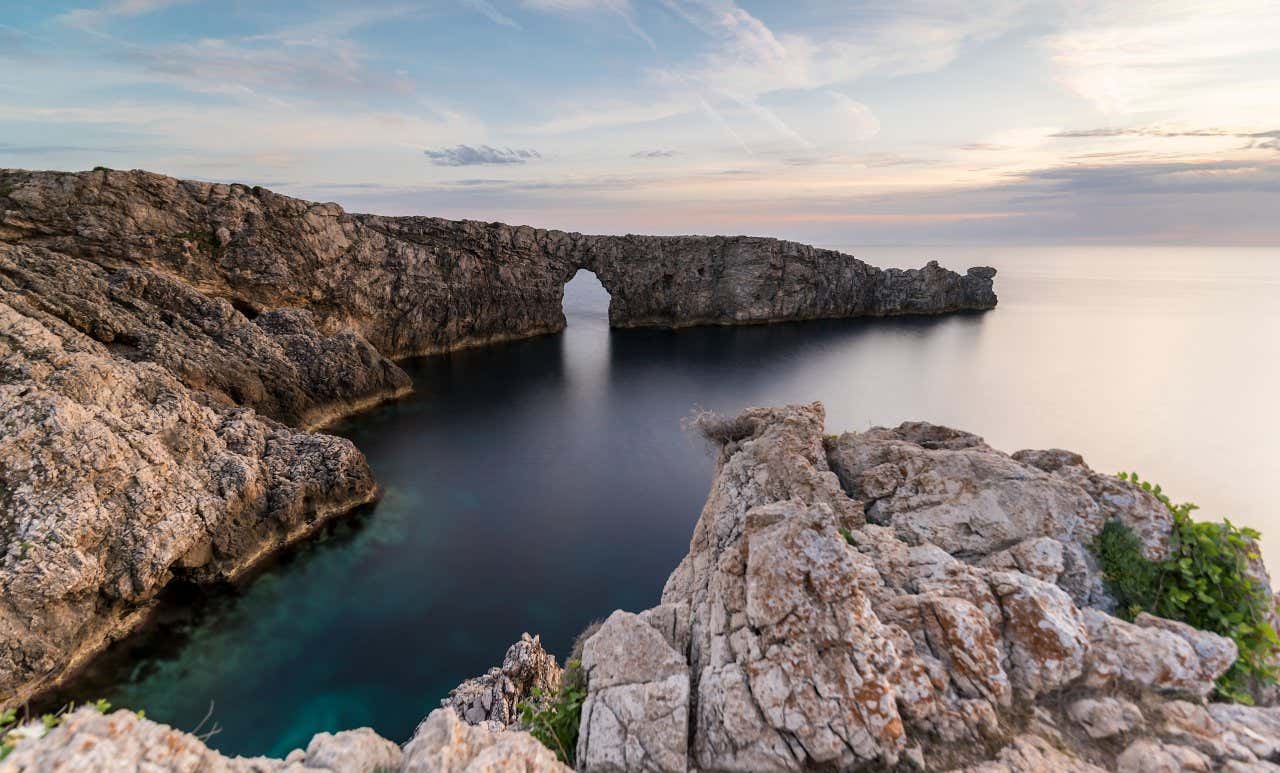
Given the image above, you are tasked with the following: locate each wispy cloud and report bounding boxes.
[463,0,521,28]
[1050,0,1280,123]
[58,0,188,31]
[632,149,678,158]
[424,144,542,165]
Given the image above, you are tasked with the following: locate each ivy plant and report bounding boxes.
[517,660,586,766]
[1092,473,1279,703]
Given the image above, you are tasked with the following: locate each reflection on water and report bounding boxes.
[48,247,1280,757]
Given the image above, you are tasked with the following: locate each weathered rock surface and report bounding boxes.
[401,708,569,772]
[0,167,996,360]
[566,403,1280,771]
[0,705,563,772]
[7,402,1280,772]
[0,167,995,708]
[0,285,377,706]
[443,633,563,728]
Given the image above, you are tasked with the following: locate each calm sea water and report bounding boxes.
[51,245,1280,757]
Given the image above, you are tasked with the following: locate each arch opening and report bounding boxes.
[562,268,611,328]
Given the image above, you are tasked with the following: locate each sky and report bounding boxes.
[2,0,1279,244]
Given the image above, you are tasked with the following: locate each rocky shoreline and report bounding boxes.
[5,403,1280,771]
[0,166,996,712]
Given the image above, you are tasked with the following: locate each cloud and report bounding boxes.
[1049,0,1280,123]
[826,92,879,141]
[423,145,542,166]
[632,149,678,158]
[58,0,188,31]
[0,24,36,59]
[463,0,521,27]
[111,7,422,99]
[0,143,127,154]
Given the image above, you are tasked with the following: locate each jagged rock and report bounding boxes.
[826,424,1170,577]
[989,570,1088,698]
[978,536,1065,584]
[576,610,688,772]
[1115,738,1213,772]
[0,167,996,706]
[1068,697,1144,739]
[1136,612,1239,679]
[0,706,561,772]
[401,708,569,772]
[0,168,996,359]
[297,728,403,773]
[0,244,412,428]
[0,707,401,772]
[574,404,1280,771]
[444,633,562,727]
[8,402,1280,773]
[959,734,1106,772]
[1082,609,1231,697]
[0,294,376,706]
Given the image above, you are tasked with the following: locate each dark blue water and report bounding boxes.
[53,246,1280,757]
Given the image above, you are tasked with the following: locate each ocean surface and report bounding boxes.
[49,245,1280,757]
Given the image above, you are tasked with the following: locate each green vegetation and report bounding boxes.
[518,659,586,766]
[0,699,122,760]
[1092,473,1280,703]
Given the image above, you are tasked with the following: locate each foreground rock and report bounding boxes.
[0,167,996,708]
[0,705,567,772]
[0,287,377,707]
[564,403,1277,771]
[6,403,1279,771]
[443,633,563,728]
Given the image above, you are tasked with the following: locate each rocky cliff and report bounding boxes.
[0,167,996,709]
[6,404,1280,772]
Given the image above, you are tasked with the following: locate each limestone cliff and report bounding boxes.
[0,167,996,709]
[6,405,1280,772]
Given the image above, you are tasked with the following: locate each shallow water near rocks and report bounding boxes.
[49,245,1280,757]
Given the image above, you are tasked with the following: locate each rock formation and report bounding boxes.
[443,633,564,728]
[556,403,1280,771]
[5,404,1280,771]
[0,166,996,709]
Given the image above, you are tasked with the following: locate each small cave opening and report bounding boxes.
[228,297,262,320]
[562,269,611,327]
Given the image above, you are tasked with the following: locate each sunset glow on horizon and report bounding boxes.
[3,0,1279,244]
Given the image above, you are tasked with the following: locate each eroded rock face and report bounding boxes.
[567,403,1280,771]
[0,167,997,360]
[0,290,376,706]
[401,708,569,773]
[443,633,563,727]
[0,706,562,773]
[0,167,995,707]
[6,402,1280,771]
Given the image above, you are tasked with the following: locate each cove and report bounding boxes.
[45,245,1280,758]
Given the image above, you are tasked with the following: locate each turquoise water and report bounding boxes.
[49,246,1280,757]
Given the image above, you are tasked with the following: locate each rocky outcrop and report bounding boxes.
[0,705,565,772]
[443,633,563,728]
[0,283,377,707]
[0,168,996,361]
[0,167,996,709]
[564,403,1279,771]
[6,403,1280,771]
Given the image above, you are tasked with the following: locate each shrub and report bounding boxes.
[1092,473,1280,703]
[518,659,586,766]
[684,409,757,447]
